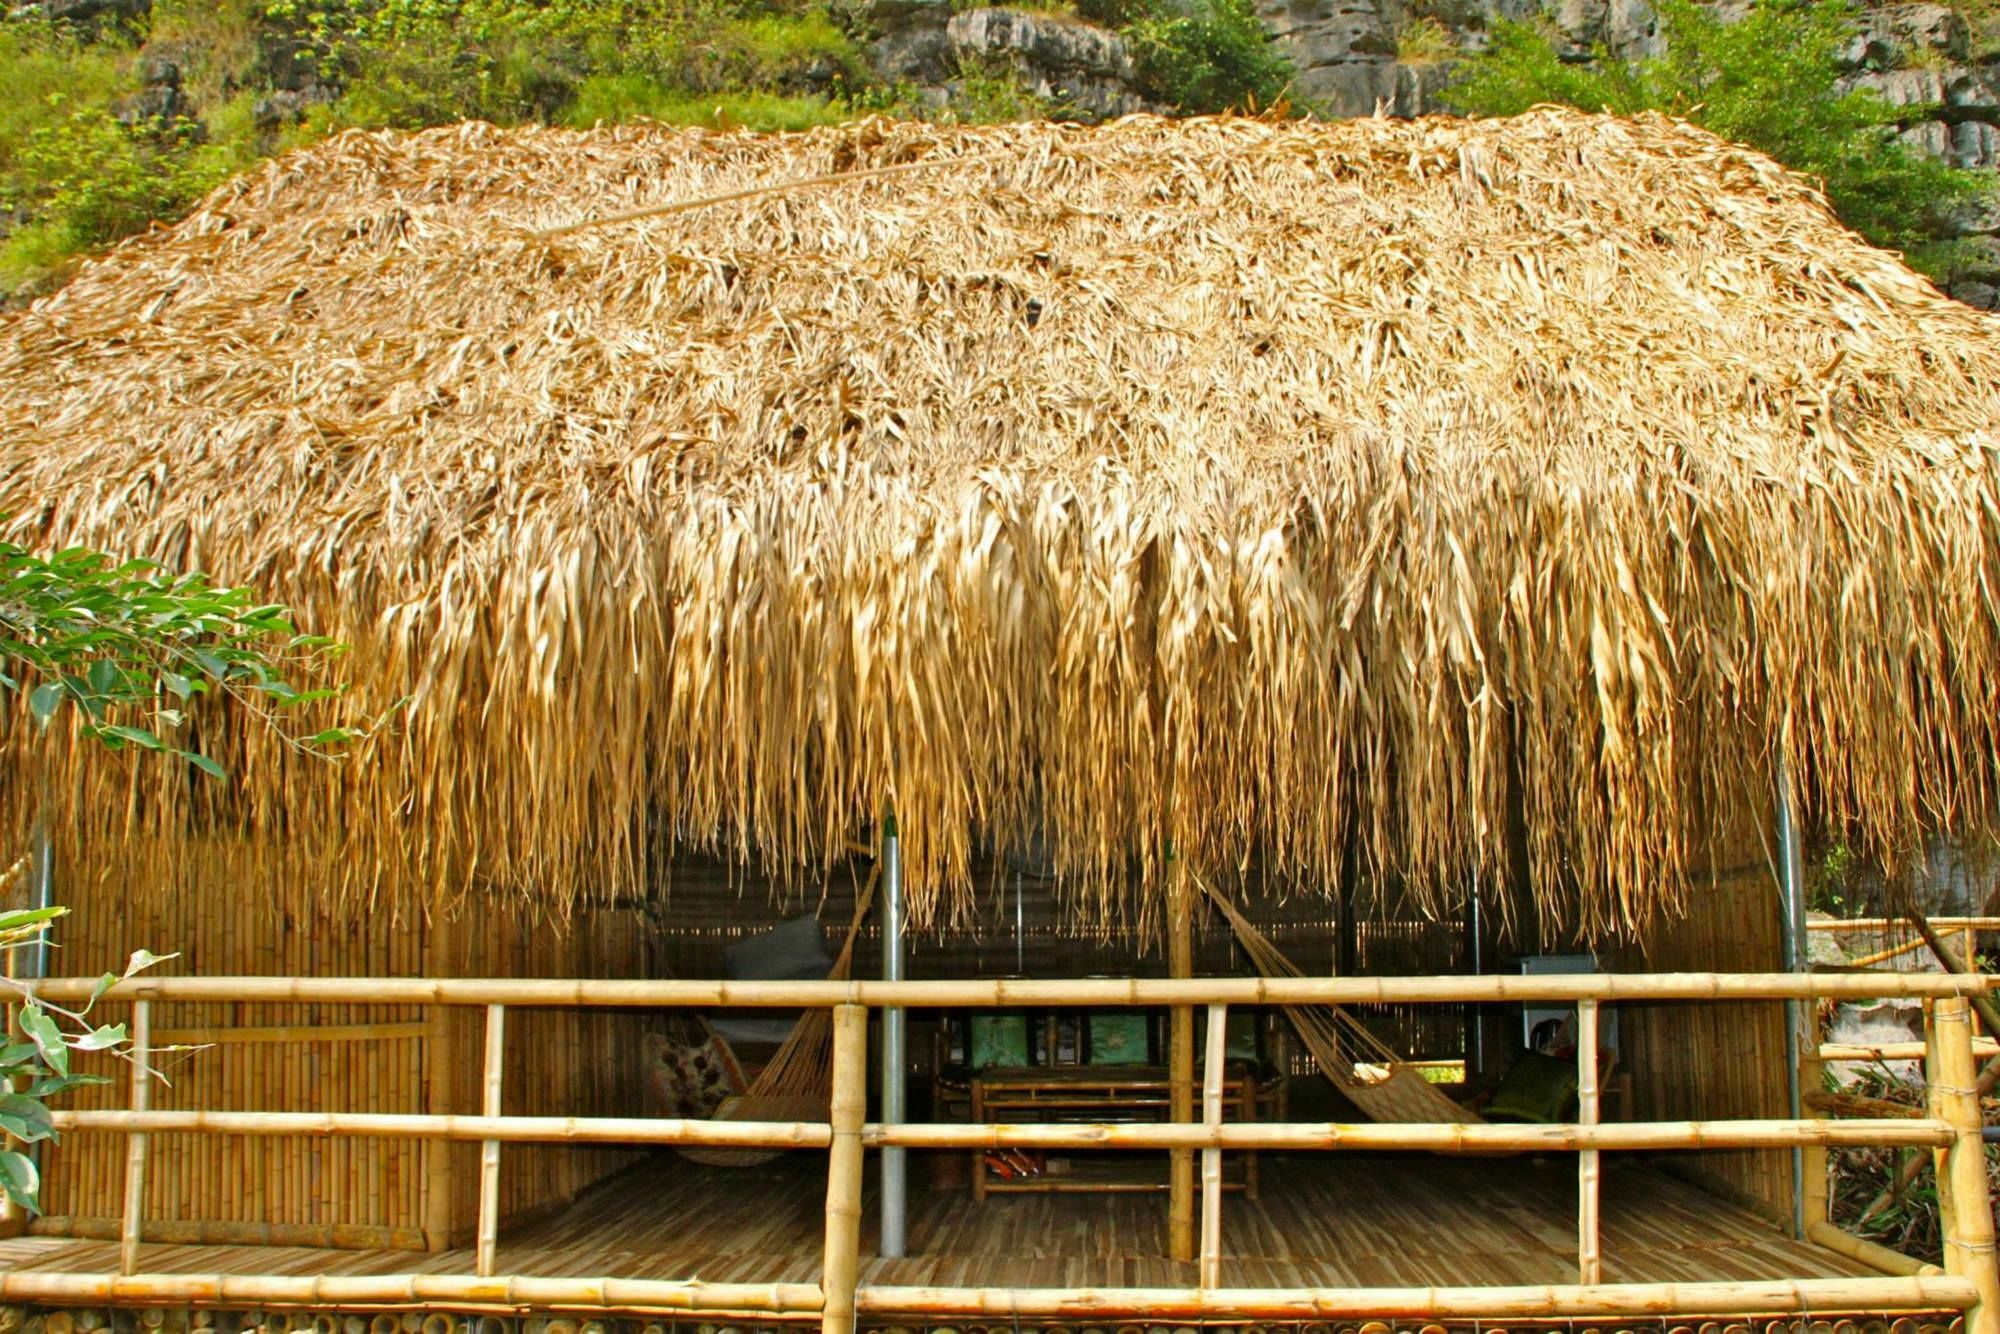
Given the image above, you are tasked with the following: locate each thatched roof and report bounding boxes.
[3,110,1997,938]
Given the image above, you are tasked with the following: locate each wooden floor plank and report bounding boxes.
[11,1153,1877,1294]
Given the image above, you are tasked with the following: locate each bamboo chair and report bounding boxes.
[1194,871,1481,1125]
[678,863,881,1166]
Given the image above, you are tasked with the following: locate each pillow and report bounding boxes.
[1483,1048,1579,1123]
[724,914,833,981]
[970,1014,1030,1070]
[713,915,834,1044]
[1087,1012,1150,1065]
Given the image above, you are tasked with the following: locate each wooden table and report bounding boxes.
[968,1064,1270,1200]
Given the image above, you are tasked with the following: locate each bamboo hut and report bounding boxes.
[0,109,1995,1325]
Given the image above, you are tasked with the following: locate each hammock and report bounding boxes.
[674,863,880,1167]
[1194,872,1480,1126]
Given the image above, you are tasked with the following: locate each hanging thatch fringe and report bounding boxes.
[1,110,1996,938]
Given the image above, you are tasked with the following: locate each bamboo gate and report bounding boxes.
[0,972,1992,1333]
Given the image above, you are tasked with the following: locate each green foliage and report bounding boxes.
[1121,0,1292,112]
[272,0,867,129]
[0,541,363,772]
[1396,15,1459,65]
[566,79,859,131]
[0,538,371,1214]
[1443,0,1981,256]
[0,914,169,1214]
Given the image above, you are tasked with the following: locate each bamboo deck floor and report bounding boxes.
[0,1155,1872,1292]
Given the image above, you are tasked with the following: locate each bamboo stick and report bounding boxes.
[25,972,1997,1008]
[1806,918,2000,932]
[424,1004,453,1253]
[860,1118,1951,1151]
[1199,1002,1226,1290]
[1804,1221,1943,1277]
[1800,1055,1829,1234]
[1577,999,1601,1286]
[1926,997,1998,1334]
[52,1108,833,1145]
[28,1216,428,1250]
[44,1109,1946,1152]
[1168,861,1195,1266]
[821,1004,866,1334]
[475,1005,505,1279]
[1821,1041,2000,1062]
[119,1000,151,1276]
[852,1276,1980,1319]
[0,1273,824,1315]
[150,1025,429,1047]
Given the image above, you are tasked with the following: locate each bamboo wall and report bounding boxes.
[1614,815,1792,1219]
[26,845,657,1250]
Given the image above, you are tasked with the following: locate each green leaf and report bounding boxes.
[0,1149,41,1212]
[27,681,65,724]
[0,1094,55,1144]
[71,1023,126,1052]
[96,724,165,751]
[18,1006,67,1080]
[180,751,227,782]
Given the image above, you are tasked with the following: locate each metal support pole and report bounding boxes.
[1776,755,1808,1240]
[880,812,907,1259]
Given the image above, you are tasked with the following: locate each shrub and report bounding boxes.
[1443,0,1982,257]
[1124,0,1292,113]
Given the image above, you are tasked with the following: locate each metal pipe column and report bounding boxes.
[1775,757,1808,1240]
[879,812,907,1258]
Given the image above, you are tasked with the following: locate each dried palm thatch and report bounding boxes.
[2,110,1998,939]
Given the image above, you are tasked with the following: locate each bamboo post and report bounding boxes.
[1168,852,1195,1265]
[822,1004,867,1334]
[474,1004,505,1278]
[422,1002,453,1252]
[1199,1002,1227,1290]
[1800,1052,1829,1231]
[1576,998,1600,1285]
[119,999,152,1276]
[1926,996,1998,1334]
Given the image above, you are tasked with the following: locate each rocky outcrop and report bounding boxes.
[870,0,1149,118]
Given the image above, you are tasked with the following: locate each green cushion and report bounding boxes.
[970,1013,1030,1069]
[1484,1049,1579,1123]
[1087,1012,1150,1065]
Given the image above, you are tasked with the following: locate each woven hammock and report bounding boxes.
[678,863,881,1166]
[1194,872,1480,1126]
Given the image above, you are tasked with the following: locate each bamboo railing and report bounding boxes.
[4,971,1994,1334]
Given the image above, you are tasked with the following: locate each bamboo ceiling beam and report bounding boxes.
[24,972,1996,1008]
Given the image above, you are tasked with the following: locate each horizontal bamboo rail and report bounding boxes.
[23,972,1994,1007]
[48,1109,1952,1152]
[28,1217,429,1251]
[19,971,1994,1329]
[866,1118,1953,1151]
[1823,1040,2000,1061]
[854,1276,1980,1319]
[50,1110,834,1147]
[0,1274,823,1316]
[152,1024,428,1047]
[1807,918,2000,932]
